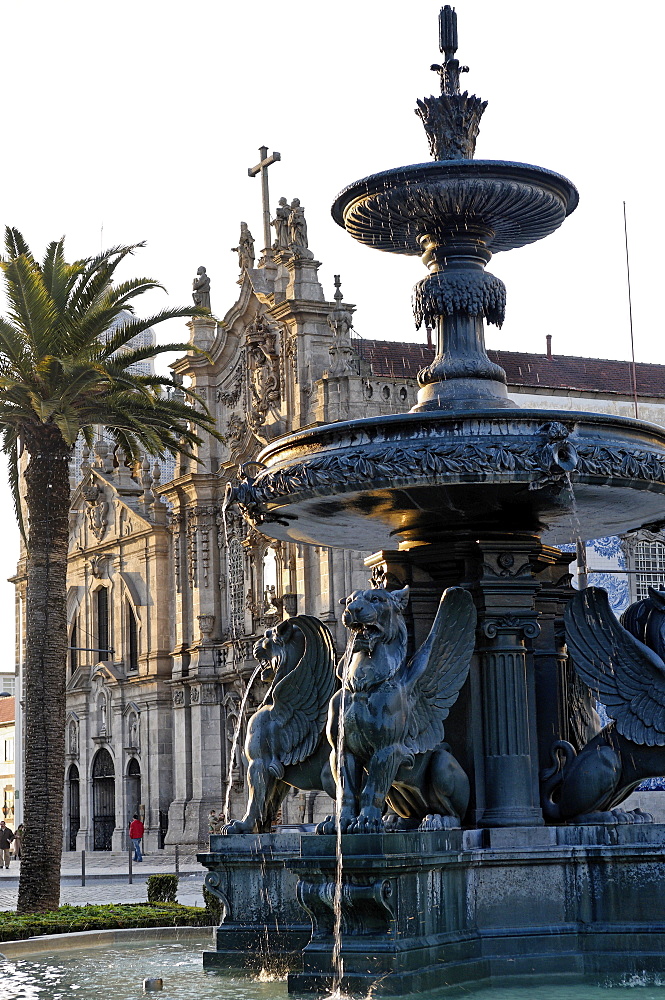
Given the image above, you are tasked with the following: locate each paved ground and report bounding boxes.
[0,851,207,911]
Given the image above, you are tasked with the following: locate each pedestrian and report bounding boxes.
[128,814,144,862]
[13,823,24,861]
[0,820,14,868]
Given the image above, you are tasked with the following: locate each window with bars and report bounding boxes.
[633,541,665,601]
[96,588,110,658]
[127,603,138,672]
[69,618,78,675]
[228,538,245,636]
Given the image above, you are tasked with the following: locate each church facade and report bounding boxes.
[12,209,665,849]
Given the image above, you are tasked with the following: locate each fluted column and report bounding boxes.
[473,537,544,828]
[478,615,542,826]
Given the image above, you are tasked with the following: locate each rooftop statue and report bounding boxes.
[288,197,313,259]
[271,196,290,250]
[318,585,476,834]
[191,265,211,310]
[541,587,665,823]
[231,222,255,272]
[221,615,337,834]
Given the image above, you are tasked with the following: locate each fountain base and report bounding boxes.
[199,828,665,995]
[198,833,310,973]
[288,827,665,995]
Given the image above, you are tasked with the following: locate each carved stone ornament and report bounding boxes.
[83,485,109,542]
[197,613,215,643]
[172,688,185,706]
[245,315,281,427]
[412,268,506,330]
[89,554,107,579]
[203,872,230,922]
[415,91,487,161]
[226,413,246,448]
[327,274,359,376]
[217,358,245,408]
[482,615,540,640]
[297,877,395,936]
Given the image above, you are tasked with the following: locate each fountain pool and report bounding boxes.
[4,939,665,1000]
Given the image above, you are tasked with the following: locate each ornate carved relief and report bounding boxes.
[217,357,245,408]
[83,485,109,542]
[246,315,281,428]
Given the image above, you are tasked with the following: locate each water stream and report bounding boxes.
[222,662,261,824]
[330,633,354,997]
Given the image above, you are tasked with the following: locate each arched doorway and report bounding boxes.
[126,758,141,825]
[92,748,115,850]
[67,764,80,851]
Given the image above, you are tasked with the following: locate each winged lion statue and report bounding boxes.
[222,614,337,834]
[541,586,665,823]
[318,584,477,834]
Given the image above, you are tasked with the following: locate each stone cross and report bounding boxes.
[248,146,281,251]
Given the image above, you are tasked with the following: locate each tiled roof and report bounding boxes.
[0,697,14,725]
[358,339,665,399]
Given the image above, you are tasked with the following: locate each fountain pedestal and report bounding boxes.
[286,828,665,995]
[199,833,310,971]
[366,535,576,829]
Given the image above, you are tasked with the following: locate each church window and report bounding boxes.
[228,538,245,636]
[69,618,78,675]
[633,540,665,601]
[96,588,110,659]
[127,602,138,672]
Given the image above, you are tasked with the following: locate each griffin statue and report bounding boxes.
[541,586,665,823]
[318,585,477,834]
[222,614,337,834]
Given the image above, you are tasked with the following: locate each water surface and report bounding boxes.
[3,940,665,1000]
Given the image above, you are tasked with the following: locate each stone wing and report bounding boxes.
[401,587,477,756]
[271,615,337,766]
[565,587,665,747]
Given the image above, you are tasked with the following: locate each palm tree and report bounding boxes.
[0,228,218,913]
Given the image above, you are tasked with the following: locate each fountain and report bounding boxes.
[202,6,665,995]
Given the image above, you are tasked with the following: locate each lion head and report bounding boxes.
[340,586,410,656]
[253,619,302,684]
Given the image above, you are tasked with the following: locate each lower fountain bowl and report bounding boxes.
[230,409,665,550]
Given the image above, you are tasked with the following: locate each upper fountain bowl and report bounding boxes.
[331,160,579,255]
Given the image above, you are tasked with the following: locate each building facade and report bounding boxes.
[0,697,15,826]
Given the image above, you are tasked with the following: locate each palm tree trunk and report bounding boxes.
[17,430,71,913]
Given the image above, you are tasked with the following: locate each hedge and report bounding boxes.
[0,902,209,943]
[147,874,178,903]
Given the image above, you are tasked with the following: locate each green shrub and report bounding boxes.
[146,873,179,903]
[203,886,222,925]
[0,903,208,942]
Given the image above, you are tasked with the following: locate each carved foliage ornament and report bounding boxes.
[227,421,665,530]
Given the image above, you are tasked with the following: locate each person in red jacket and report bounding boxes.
[128,814,144,861]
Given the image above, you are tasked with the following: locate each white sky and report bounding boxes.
[1,0,663,643]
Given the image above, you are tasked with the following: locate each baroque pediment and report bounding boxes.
[70,469,152,553]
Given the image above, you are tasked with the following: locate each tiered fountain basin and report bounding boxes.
[231,409,665,550]
[331,160,578,255]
